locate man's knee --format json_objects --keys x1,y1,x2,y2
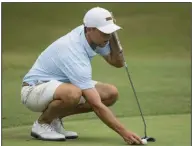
[
  {"x1": 108, "y1": 85, "x2": 119, "y2": 104},
  {"x1": 67, "y1": 87, "x2": 82, "y2": 104},
  {"x1": 97, "y1": 83, "x2": 119, "y2": 106},
  {"x1": 54, "y1": 84, "x2": 82, "y2": 105}
]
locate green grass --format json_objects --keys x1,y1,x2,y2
[
  {"x1": 2, "y1": 53, "x2": 190, "y2": 127},
  {"x1": 2, "y1": 114, "x2": 191, "y2": 146},
  {"x1": 2, "y1": 2, "x2": 191, "y2": 146}
]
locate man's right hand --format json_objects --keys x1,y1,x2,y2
[
  {"x1": 121, "y1": 130, "x2": 143, "y2": 145},
  {"x1": 82, "y1": 88, "x2": 143, "y2": 145}
]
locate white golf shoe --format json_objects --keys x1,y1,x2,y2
[
  {"x1": 51, "y1": 118, "x2": 78, "y2": 139},
  {"x1": 31, "y1": 121, "x2": 66, "y2": 141}
]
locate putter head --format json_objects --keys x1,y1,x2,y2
[{"x1": 141, "y1": 136, "x2": 156, "y2": 142}]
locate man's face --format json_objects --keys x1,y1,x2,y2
[{"x1": 88, "y1": 28, "x2": 112, "y2": 47}]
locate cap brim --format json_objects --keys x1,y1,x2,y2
[{"x1": 97, "y1": 23, "x2": 121, "y2": 34}]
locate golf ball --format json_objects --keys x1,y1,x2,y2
[{"x1": 142, "y1": 139, "x2": 147, "y2": 145}]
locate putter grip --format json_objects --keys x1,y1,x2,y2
[
  {"x1": 110, "y1": 12, "x2": 123, "y2": 51},
  {"x1": 113, "y1": 31, "x2": 123, "y2": 51}
]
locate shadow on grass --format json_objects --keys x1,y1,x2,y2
[
  {"x1": 3, "y1": 132, "x2": 125, "y2": 145},
  {"x1": 74, "y1": 136, "x2": 124, "y2": 145}
]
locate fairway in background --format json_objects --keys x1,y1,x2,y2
[{"x1": 2, "y1": 2, "x2": 190, "y2": 129}]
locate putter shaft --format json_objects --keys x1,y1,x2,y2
[{"x1": 122, "y1": 54, "x2": 147, "y2": 138}]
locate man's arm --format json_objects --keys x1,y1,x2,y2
[
  {"x1": 103, "y1": 33, "x2": 124, "y2": 68},
  {"x1": 59, "y1": 52, "x2": 142, "y2": 145},
  {"x1": 83, "y1": 88, "x2": 126, "y2": 135},
  {"x1": 83, "y1": 88, "x2": 142, "y2": 145}
]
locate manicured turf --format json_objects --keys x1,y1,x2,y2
[{"x1": 2, "y1": 114, "x2": 190, "y2": 146}]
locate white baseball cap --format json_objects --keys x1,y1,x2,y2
[{"x1": 83, "y1": 7, "x2": 121, "y2": 34}]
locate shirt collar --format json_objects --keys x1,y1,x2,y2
[{"x1": 80, "y1": 28, "x2": 97, "y2": 58}]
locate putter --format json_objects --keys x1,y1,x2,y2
[
  {"x1": 111, "y1": 12, "x2": 156, "y2": 142},
  {"x1": 121, "y1": 54, "x2": 156, "y2": 142}
]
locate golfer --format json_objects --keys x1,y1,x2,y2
[{"x1": 21, "y1": 7, "x2": 143, "y2": 145}]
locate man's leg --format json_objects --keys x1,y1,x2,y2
[
  {"x1": 57, "y1": 82, "x2": 119, "y2": 118},
  {"x1": 33, "y1": 81, "x2": 118, "y2": 140},
  {"x1": 38, "y1": 83, "x2": 82, "y2": 124},
  {"x1": 27, "y1": 82, "x2": 82, "y2": 140}
]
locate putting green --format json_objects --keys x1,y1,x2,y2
[
  {"x1": 2, "y1": 3, "x2": 190, "y2": 146},
  {"x1": 2, "y1": 114, "x2": 190, "y2": 146}
]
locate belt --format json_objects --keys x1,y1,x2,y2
[
  {"x1": 22, "y1": 81, "x2": 49, "y2": 87},
  {"x1": 22, "y1": 82, "x2": 30, "y2": 87}
]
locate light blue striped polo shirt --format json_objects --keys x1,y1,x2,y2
[{"x1": 23, "y1": 25, "x2": 111, "y2": 90}]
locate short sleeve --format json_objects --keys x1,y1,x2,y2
[
  {"x1": 95, "y1": 42, "x2": 111, "y2": 56},
  {"x1": 58, "y1": 54, "x2": 94, "y2": 90}
]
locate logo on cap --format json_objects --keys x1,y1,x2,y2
[{"x1": 105, "y1": 17, "x2": 113, "y2": 21}]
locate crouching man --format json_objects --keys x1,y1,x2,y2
[{"x1": 21, "y1": 7, "x2": 143, "y2": 145}]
